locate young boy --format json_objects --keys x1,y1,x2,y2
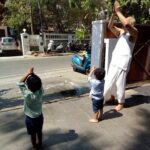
[
  {"x1": 17, "y1": 67, "x2": 44, "y2": 149},
  {"x1": 88, "y1": 66, "x2": 105, "y2": 123}
]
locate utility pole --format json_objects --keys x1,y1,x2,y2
[
  {"x1": 30, "y1": 2, "x2": 34, "y2": 35},
  {"x1": 37, "y1": 0, "x2": 43, "y2": 33}
]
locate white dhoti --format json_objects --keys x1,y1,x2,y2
[
  {"x1": 104, "y1": 64, "x2": 127, "y2": 103},
  {"x1": 104, "y1": 33, "x2": 135, "y2": 104}
]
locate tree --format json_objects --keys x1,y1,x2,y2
[
  {"x1": 121, "y1": 0, "x2": 150, "y2": 24},
  {"x1": 68, "y1": 0, "x2": 104, "y2": 39},
  {"x1": 73, "y1": 0, "x2": 150, "y2": 40},
  {"x1": 0, "y1": 0, "x2": 6, "y2": 25},
  {"x1": 3, "y1": 0, "x2": 34, "y2": 32},
  {"x1": 2, "y1": 0, "x2": 150, "y2": 35},
  {"x1": 42, "y1": 0, "x2": 70, "y2": 32},
  {"x1": 107, "y1": 0, "x2": 150, "y2": 24}
]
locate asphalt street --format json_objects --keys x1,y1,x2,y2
[
  {"x1": 0, "y1": 80, "x2": 150, "y2": 150},
  {"x1": 0, "y1": 55, "x2": 71, "y2": 77},
  {"x1": 0, "y1": 55, "x2": 150, "y2": 150}
]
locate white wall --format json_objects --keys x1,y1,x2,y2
[
  {"x1": 91, "y1": 20, "x2": 106, "y2": 68},
  {"x1": 104, "y1": 38, "x2": 118, "y2": 75}
]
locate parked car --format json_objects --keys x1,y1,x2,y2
[{"x1": 0, "y1": 37, "x2": 18, "y2": 54}]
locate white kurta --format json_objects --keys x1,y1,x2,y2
[{"x1": 104, "y1": 33, "x2": 135, "y2": 103}]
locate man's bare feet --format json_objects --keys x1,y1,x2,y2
[
  {"x1": 115, "y1": 103, "x2": 124, "y2": 111},
  {"x1": 106, "y1": 95, "x2": 116, "y2": 103},
  {"x1": 89, "y1": 118, "x2": 98, "y2": 123}
]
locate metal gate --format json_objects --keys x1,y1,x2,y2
[
  {"x1": 43, "y1": 33, "x2": 90, "y2": 50},
  {"x1": 127, "y1": 25, "x2": 150, "y2": 83},
  {"x1": 106, "y1": 24, "x2": 150, "y2": 83}
]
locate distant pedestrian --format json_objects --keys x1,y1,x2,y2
[
  {"x1": 17, "y1": 67, "x2": 44, "y2": 149},
  {"x1": 88, "y1": 66, "x2": 105, "y2": 123},
  {"x1": 47, "y1": 40, "x2": 54, "y2": 53}
]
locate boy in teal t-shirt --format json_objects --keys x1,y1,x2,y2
[{"x1": 17, "y1": 67, "x2": 44, "y2": 149}]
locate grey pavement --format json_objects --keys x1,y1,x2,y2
[
  {"x1": 0, "y1": 72, "x2": 150, "y2": 150},
  {"x1": 0, "y1": 54, "x2": 150, "y2": 150}
]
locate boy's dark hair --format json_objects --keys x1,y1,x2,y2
[
  {"x1": 94, "y1": 68, "x2": 105, "y2": 81},
  {"x1": 26, "y1": 74, "x2": 42, "y2": 92}
]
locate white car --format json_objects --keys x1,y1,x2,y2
[{"x1": 0, "y1": 37, "x2": 18, "y2": 53}]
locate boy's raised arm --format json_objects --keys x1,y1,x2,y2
[
  {"x1": 89, "y1": 66, "x2": 96, "y2": 77},
  {"x1": 20, "y1": 67, "x2": 34, "y2": 82}
]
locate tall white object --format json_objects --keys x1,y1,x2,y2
[
  {"x1": 91, "y1": 20, "x2": 106, "y2": 68},
  {"x1": 20, "y1": 29, "x2": 30, "y2": 55},
  {"x1": 39, "y1": 34, "x2": 44, "y2": 52},
  {"x1": 104, "y1": 38, "x2": 118, "y2": 75}
]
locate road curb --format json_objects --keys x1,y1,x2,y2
[{"x1": 24, "y1": 52, "x2": 73, "y2": 58}]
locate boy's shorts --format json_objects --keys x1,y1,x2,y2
[
  {"x1": 25, "y1": 114, "x2": 43, "y2": 135},
  {"x1": 92, "y1": 98, "x2": 104, "y2": 113}
]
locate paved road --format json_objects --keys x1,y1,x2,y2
[
  {"x1": 0, "y1": 55, "x2": 150, "y2": 150},
  {"x1": 0, "y1": 82, "x2": 150, "y2": 150},
  {"x1": 0, "y1": 55, "x2": 71, "y2": 78},
  {"x1": 0, "y1": 55, "x2": 88, "y2": 111}
]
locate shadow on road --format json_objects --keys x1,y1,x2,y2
[
  {"x1": 125, "y1": 108, "x2": 150, "y2": 150},
  {"x1": 0, "y1": 95, "x2": 150, "y2": 149},
  {"x1": 0, "y1": 86, "x2": 89, "y2": 111},
  {"x1": 41, "y1": 129, "x2": 78, "y2": 149},
  {"x1": 0, "y1": 51, "x2": 22, "y2": 57},
  {"x1": 0, "y1": 88, "x2": 149, "y2": 113},
  {"x1": 0, "y1": 88, "x2": 12, "y2": 96},
  {"x1": 103, "y1": 109, "x2": 123, "y2": 120},
  {"x1": 0, "y1": 97, "x2": 23, "y2": 110},
  {"x1": 125, "y1": 95, "x2": 150, "y2": 108}
]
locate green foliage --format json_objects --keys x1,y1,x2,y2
[
  {"x1": 68, "y1": 0, "x2": 81, "y2": 8},
  {"x1": 75, "y1": 24, "x2": 86, "y2": 41},
  {"x1": 107, "y1": 0, "x2": 150, "y2": 24},
  {"x1": 68, "y1": 0, "x2": 102, "y2": 40},
  {"x1": 121, "y1": 0, "x2": 150, "y2": 24},
  {"x1": 4, "y1": 0, "x2": 30, "y2": 28},
  {"x1": 2, "y1": 0, "x2": 150, "y2": 34}
]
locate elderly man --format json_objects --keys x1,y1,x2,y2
[{"x1": 104, "y1": 0, "x2": 138, "y2": 111}]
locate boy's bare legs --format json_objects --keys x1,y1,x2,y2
[
  {"x1": 31, "y1": 134, "x2": 37, "y2": 149},
  {"x1": 89, "y1": 111, "x2": 99, "y2": 123},
  {"x1": 37, "y1": 131, "x2": 43, "y2": 148},
  {"x1": 98, "y1": 109, "x2": 103, "y2": 121}
]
